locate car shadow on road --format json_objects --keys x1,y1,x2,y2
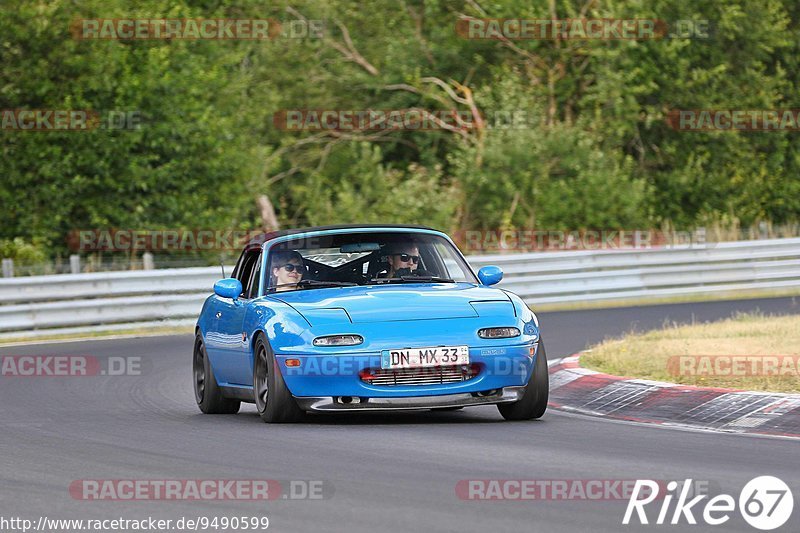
[
  {"x1": 303, "y1": 411, "x2": 506, "y2": 425},
  {"x1": 209, "y1": 405, "x2": 548, "y2": 426},
  {"x1": 186, "y1": 402, "x2": 551, "y2": 426}
]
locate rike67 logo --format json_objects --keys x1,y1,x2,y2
[{"x1": 624, "y1": 476, "x2": 794, "y2": 530}]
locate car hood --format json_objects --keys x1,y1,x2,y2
[{"x1": 268, "y1": 283, "x2": 515, "y2": 325}]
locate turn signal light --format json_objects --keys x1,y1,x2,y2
[
  {"x1": 313, "y1": 334, "x2": 364, "y2": 346},
  {"x1": 285, "y1": 359, "x2": 301, "y2": 367},
  {"x1": 478, "y1": 327, "x2": 521, "y2": 339}
]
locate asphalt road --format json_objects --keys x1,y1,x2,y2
[{"x1": 1, "y1": 297, "x2": 799, "y2": 533}]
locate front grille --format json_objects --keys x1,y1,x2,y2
[{"x1": 360, "y1": 364, "x2": 479, "y2": 386}]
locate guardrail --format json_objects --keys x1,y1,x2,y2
[
  {"x1": 471, "y1": 238, "x2": 800, "y2": 303},
  {"x1": 2, "y1": 238, "x2": 800, "y2": 336}
]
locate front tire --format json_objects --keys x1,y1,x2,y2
[
  {"x1": 193, "y1": 333, "x2": 240, "y2": 414},
  {"x1": 498, "y1": 340, "x2": 549, "y2": 421},
  {"x1": 254, "y1": 336, "x2": 304, "y2": 423}
]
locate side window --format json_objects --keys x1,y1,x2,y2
[
  {"x1": 434, "y1": 242, "x2": 468, "y2": 281},
  {"x1": 246, "y1": 253, "x2": 262, "y2": 298},
  {"x1": 231, "y1": 250, "x2": 246, "y2": 281},
  {"x1": 235, "y1": 250, "x2": 260, "y2": 299}
]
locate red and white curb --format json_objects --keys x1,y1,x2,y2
[{"x1": 548, "y1": 354, "x2": 800, "y2": 438}]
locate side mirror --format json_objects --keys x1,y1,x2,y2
[
  {"x1": 477, "y1": 265, "x2": 503, "y2": 286},
  {"x1": 214, "y1": 278, "x2": 243, "y2": 299}
]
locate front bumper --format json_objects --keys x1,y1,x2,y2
[
  {"x1": 276, "y1": 343, "x2": 537, "y2": 398},
  {"x1": 295, "y1": 386, "x2": 526, "y2": 412}
]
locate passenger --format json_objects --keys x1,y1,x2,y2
[{"x1": 270, "y1": 250, "x2": 304, "y2": 292}]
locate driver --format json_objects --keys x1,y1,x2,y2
[
  {"x1": 385, "y1": 243, "x2": 421, "y2": 278},
  {"x1": 270, "y1": 250, "x2": 304, "y2": 292}
]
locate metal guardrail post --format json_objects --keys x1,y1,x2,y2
[
  {"x1": 142, "y1": 253, "x2": 155, "y2": 270},
  {"x1": 69, "y1": 255, "x2": 81, "y2": 274},
  {"x1": 694, "y1": 227, "x2": 706, "y2": 246},
  {"x1": 1, "y1": 259, "x2": 13, "y2": 278}
]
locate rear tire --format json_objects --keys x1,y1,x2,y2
[
  {"x1": 254, "y1": 335, "x2": 304, "y2": 423},
  {"x1": 498, "y1": 340, "x2": 548, "y2": 421},
  {"x1": 193, "y1": 333, "x2": 240, "y2": 414}
]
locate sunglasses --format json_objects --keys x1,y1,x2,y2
[
  {"x1": 394, "y1": 254, "x2": 420, "y2": 264},
  {"x1": 279, "y1": 263, "x2": 302, "y2": 272}
]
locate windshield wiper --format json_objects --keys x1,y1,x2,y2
[
  {"x1": 268, "y1": 280, "x2": 358, "y2": 292},
  {"x1": 297, "y1": 280, "x2": 358, "y2": 288},
  {"x1": 369, "y1": 275, "x2": 455, "y2": 284}
]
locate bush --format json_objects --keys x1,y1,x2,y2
[{"x1": 0, "y1": 238, "x2": 48, "y2": 265}]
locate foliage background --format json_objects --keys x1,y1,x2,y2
[{"x1": 1, "y1": 0, "x2": 799, "y2": 260}]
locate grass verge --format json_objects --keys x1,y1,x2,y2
[
  {"x1": 581, "y1": 313, "x2": 800, "y2": 393},
  {"x1": 0, "y1": 325, "x2": 194, "y2": 346}
]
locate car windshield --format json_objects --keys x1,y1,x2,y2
[{"x1": 265, "y1": 231, "x2": 477, "y2": 293}]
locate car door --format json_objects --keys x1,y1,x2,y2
[
  {"x1": 206, "y1": 248, "x2": 261, "y2": 387},
  {"x1": 231, "y1": 251, "x2": 263, "y2": 385}
]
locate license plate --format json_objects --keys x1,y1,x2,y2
[{"x1": 381, "y1": 345, "x2": 469, "y2": 369}]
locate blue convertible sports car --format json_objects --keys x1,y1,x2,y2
[{"x1": 194, "y1": 225, "x2": 548, "y2": 423}]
